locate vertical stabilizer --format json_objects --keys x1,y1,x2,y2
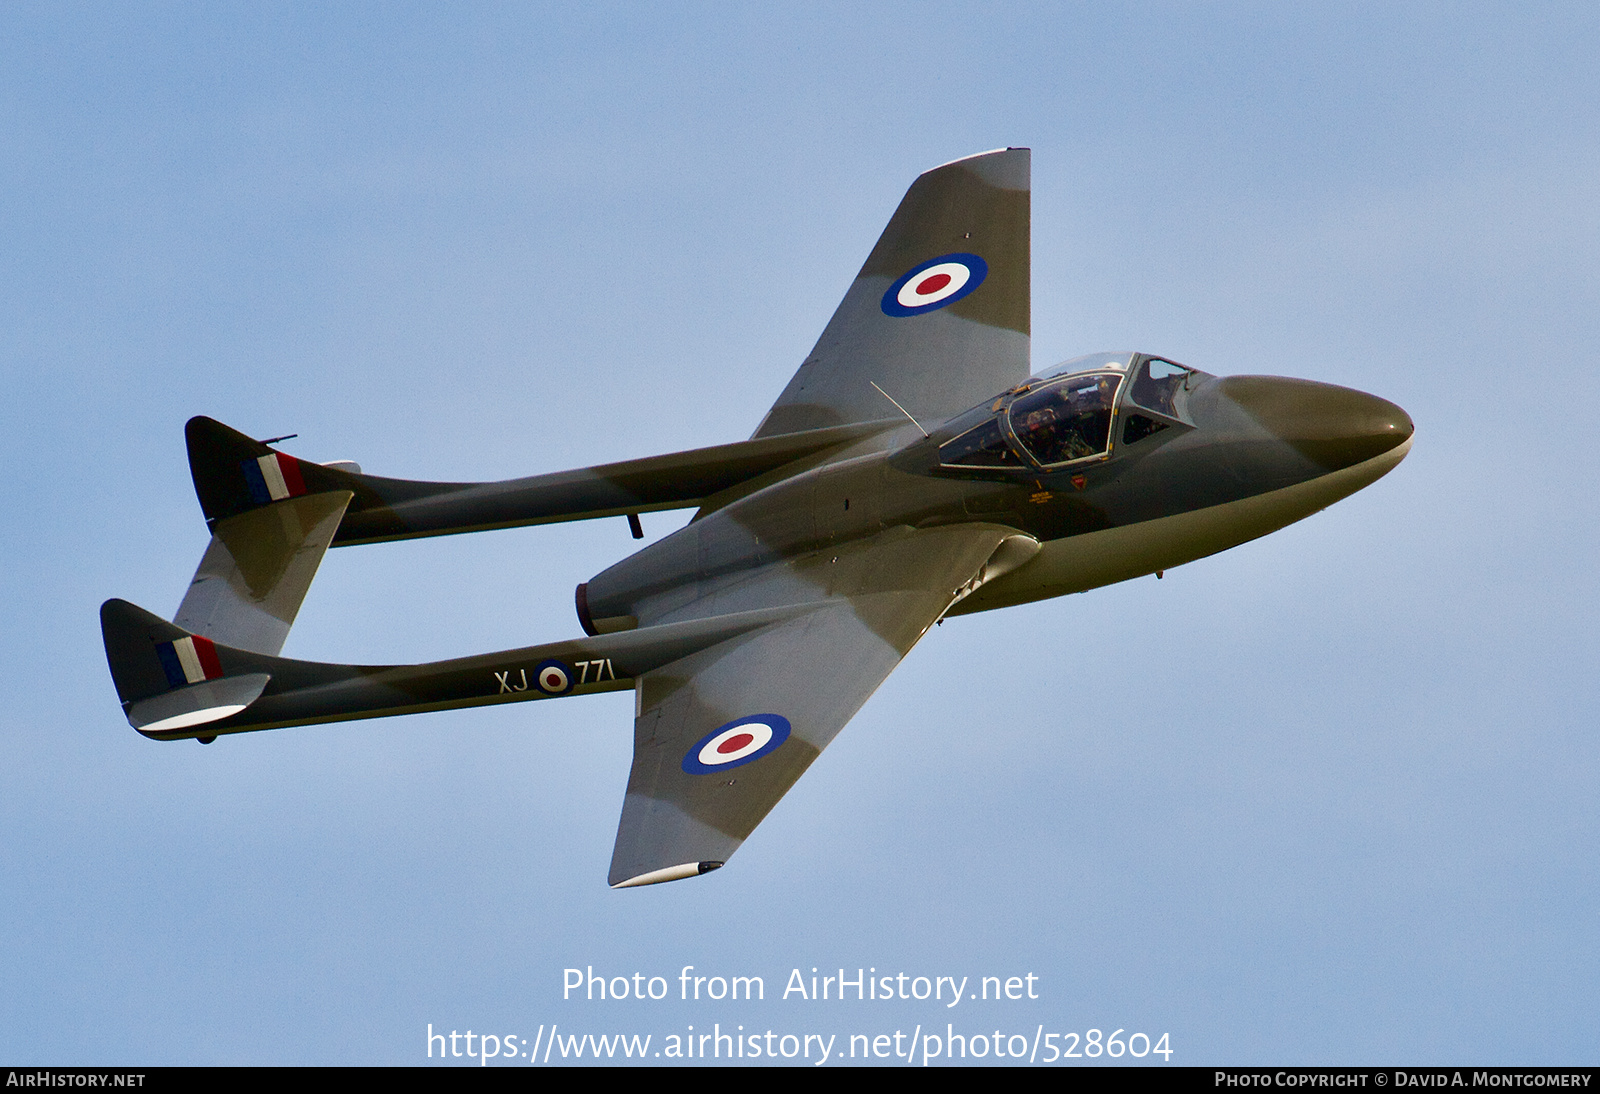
[{"x1": 178, "y1": 416, "x2": 354, "y2": 655}]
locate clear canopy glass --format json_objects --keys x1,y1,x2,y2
[
  {"x1": 1032, "y1": 351, "x2": 1136, "y2": 381},
  {"x1": 936, "y1": 351, "x2": 1202, "y2": 472},
  {"x1": 1127, "y1": 357, "x2": 1195, "y2": 418},
  {"x1": 1009, "y1": 372, "x2": 1123, "y2": 466}
]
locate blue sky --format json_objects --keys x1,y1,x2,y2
[{"x1": 2, "y1": 3, "x2": 1596, "y2": 1065}]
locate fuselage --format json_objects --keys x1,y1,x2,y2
[{"x1": 581, "y1": 352, "x2": 1413, "y2": 631}]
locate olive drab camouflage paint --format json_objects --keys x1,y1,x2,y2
[{"x1": 100, "y1": 149, "x2": 1413, "y2": 887}]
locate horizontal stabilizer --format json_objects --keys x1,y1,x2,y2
[
  {"x1": 101, "y1": 597, "x2": 813, "y2": 741},
  {"x1": 174, "y1": 490, "x2": 352, "y2": 656},
  {"x1": 186, "y1": 416, "x2": 897, "y2": 547}
]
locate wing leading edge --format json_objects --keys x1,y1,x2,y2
[{"x1": 608, "y1": 523, "x2": 1034, "y2": 887}]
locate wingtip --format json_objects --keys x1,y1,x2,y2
[
  {"x1": 609, "y1": 861, "x2": 723, "y2": 889},
  {"x1": 920, "y1": 147, "x2": 1030, "y2": 191},
  {"x1": 924, "y1": 147, "x2": 1020, "y2": 173}
]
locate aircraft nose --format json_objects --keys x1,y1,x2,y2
[{"x1": 1218, "y1": 375, "x2": 1414, "y2": 472}]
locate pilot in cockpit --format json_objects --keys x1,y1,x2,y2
[{"x1": 1011, "y1": 373, "x2": 1120, "y2": 466}]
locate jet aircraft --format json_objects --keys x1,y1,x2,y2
[{"x1": 100, "y1": 148, "x2": 1413, "y2": 887}]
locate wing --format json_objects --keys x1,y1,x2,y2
[
  {"x1": 753, "y1": 148, "x2": 1030, "y2": 439},
  {"x1": 607, "y1": 522, "x2": 1037, "y2": 887}
]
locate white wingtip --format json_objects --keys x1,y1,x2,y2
[
  {"x1": 925, "y1": 147, "x2": 1015, "y2": 173},
  {"x1": 610, "y1": 862, "x2": 723, "y2": 889}
]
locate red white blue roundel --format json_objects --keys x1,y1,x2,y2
[
  {"x1": 881, "y1": 253, "x2": 988, "y2": 317},
  {"x1": 682, "y1": 715, "x2": 792, "y2": 775},
  {"x1": 533, "y1": 659, "x2": 574, "y2": 695}
]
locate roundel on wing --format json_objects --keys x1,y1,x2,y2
[
  {"x1": 682, "y1": 715, "x2": 792, "y2": 775},
  {"x1": 533, "y1": 659, "x2": 574, "y2": 695},
  {"x1": 881, "y1": 253, "x2": 988, "y2": 317}
]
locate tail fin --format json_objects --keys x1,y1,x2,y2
[
  {"x1": 185, "y1": 415, "x2": 363, "y2": 527},
  {"x1": 100, "y1": 599, "x2": 272, "y2": 735},
  {"x1": 179, "y1": 417, "x2": 352, "y2": 655}
]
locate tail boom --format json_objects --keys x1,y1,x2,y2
[
  {"x1": 186, "y1": 416, "x2": 897, "y2": 548},
  {"x1": 101, "y1": 599, "x2": 808, "y2": 741}
]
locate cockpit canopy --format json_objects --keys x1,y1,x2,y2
[
  {"x1": 1032, "y1": 351, "x2": 1135, "y2": 380},
  {"x1": 1011, "y1": 372, "x2": 1122, "y2": 465},
  {"x1": 937, "y1": 352, "x2": 1203, "y2": 472}
]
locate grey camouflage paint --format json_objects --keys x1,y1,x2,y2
[{"x1": 100, "y1": 149, "x2": 1413, "y2": 887}]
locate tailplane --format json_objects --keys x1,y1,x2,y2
[{"x1": 173, "y1": 491, "x2": 351, "y2": 656}]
